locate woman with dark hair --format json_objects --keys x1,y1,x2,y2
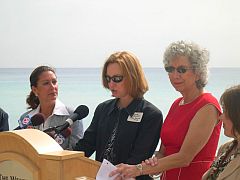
[
  {"x1": 74, "y1": 51, "x2": 163, "y2": 180},
  {"x1": 202, "y1": 85, "x2": 240, "y2": 180},
  {"x1": 18, "y1": 65, "x2": 83, "y2": 150}
]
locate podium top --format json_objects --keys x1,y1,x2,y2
[{"x1": 0, "y1": 129, "x2": 63, "y2": 154}]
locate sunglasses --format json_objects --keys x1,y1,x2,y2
[
  {"x1": 105, "y1": 75, "x2": 124, "y2": 83},
  {"x1": 164, "y1": 66, "x2": 194, "y2": 74}
]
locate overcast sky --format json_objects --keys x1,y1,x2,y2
[{"x1": 0, "y1": 0, "x2": 240, "y2": 68}]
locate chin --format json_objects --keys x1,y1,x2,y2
[
  {"x1": 111, "y1": 93, "x2": 119, "y2": 98},
  {"x1": 174, "y1": 88, "x2": 183, "y2": 93}
]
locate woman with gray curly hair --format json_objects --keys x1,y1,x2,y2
[
  {"x1": 163, "y1": 40, "x2": 209, "y2": 89},
  {"x1": 110, "y1": 41, "x2": 222, "y2": 180}
]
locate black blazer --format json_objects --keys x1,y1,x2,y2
[{"x1": 75, "y1": 98, "x2": 163, "y2": 165}]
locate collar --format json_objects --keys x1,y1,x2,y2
[
  {"x1": 107, "y1": 98, "x2": 143, "y2": 116},
  {"x1": 28, "y1": 99, "x2": 70, "y2": 117}
]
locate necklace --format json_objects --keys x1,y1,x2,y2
[{"x1": 208, "y1": 140, "x2": 240, "y2": 179}]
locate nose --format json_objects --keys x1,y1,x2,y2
[
  {"x1": 49, "y1": 81, "x2": 57, "y2": 89},
  {"x1": 50, "y1": 82, "x2": 55, "y2": 87},
  {"x1": 170, "y1": 70, "x2": 181, "y2": 78},
  {"x1": 108, "y1": 81, "x2": 116, "y2": 88}
]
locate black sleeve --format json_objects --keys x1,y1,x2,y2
[
  {"x1": 0, "y1": 108, "x2": 9, "y2": 132},
  {"x1": 126, "y1": 107, "x2": 163, "y2": 164},
  {"x1": 73, "y1": 103, "x2": 103, "y2": 157}
]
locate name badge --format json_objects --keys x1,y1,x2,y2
[{"x1": 127, "y1": 112, "x2": 143, "y2": 123}]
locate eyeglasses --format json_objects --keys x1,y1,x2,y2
[
  {"x1": 164, "y1": 66, "x2": 194, "y2": 74},
  {"x1": 105, "y1": 75, "x2": 124, "y2": 83}
]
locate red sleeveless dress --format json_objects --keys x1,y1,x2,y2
[{"x1": 160, "y1": 93, "x2": 222, "y2": 180}]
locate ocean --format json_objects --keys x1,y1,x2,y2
[{"x1": 1, "y1": 68, "x2": 240, "y2": 148}]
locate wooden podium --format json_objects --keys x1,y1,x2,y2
[{"x1": 0, "y1": 129, "x2": 100, "y2": 180}]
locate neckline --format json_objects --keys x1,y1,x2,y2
[{"x1": 179, "y1": 93, "x2": 207, "y2": 106}]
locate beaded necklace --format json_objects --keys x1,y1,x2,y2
[{"x1": 207, "y1": 140, "x2": 240, "y2": 180}]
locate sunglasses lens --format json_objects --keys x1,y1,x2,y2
[
  {"x1": 165, "y1": 66, "x2": 192, "y2": 74},
  {"x1": 112, "y1": 76, "x2": 123, "y2": 83},
  {"x1": 177, "y1": 67, "x2": 187, "y2": 73},
  {"x1": 105, "y1": 76, "x2": 111, "y2": 83},
  {"x1": 165, "y1": 66, "x2": 174, "y2": 73},
  {"x1": 105, "y1": 76, "x2": 123, "y2": 83}
]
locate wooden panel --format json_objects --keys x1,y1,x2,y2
[{"x1": 0, "y1": 129, "x2": 100, "y2": 180}]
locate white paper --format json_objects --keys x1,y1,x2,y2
[{"x1": 96, "y1": 159, "x2": 119, "y2": 180}]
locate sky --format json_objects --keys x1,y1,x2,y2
[{"x1": 0, "y1": 0, "x2": 240, "y2": 68}]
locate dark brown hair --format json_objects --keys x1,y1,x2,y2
[{"x1": 220, "y1": 85, "x2": 240, "y2": 137}]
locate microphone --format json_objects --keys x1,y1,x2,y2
[
  {"x1": 30, "y1": 113, "x2": 46, "y2": 127},
  {"x1": 54, "y1": 127, "x2": 72, "y2": 145},
  {"x1": 44, "y1": 105, "x2": 89, "y2": 134},
  {"x1": 14, "y1": 113, "x2": 45, "y2": 130}
]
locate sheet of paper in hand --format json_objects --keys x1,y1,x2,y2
[{"x1": 96, "y1": 159, "x2": 118, "y2": 180}]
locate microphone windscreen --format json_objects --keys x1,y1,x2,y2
[
  {"x1": 31, "y1": 113, "x2": 45, "y2": 126},
  {"x1": 74, "y1": 105, "x2": 89, "y2": 119}
]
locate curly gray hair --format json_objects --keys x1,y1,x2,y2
[{"x1": 163, "y1": 40, "x2": 209, "y2": 89}]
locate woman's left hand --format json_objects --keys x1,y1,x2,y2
[{"x1": 109, "y1": 163, "x2": 139, "y2": 179}]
